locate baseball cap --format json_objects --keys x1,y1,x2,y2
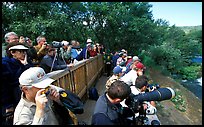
[
  {"x1": 8, "y1": 45, "x2": 28, "y2": 51},
  {"x1": 19, "y1": 67, "x2": 55, "y2": 88},
  {"x1": 135, "y1": 62, "x2": 144, "y2": 69},
  {"x1": 132, "y1": 56, "x2": 141, "y2": 62},
  {"x1": 113, "y1": 66, "x2": 123, "y2": 74}
]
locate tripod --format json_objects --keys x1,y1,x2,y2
[{"x1": 50, "y1": 47, "x2": 67, "y2": 72}]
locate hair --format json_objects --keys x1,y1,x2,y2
[
  {"x1": 135, "y1": 75, "x2": 148, "y2": 89},
  {"x1": 5, "y1": 42, "x2": 27, "y2": 58},
  {"x1": 71, "y1": 40, "x2": 77, "y2": 44},
  {"x1": 107, "y1": 80, "x2": 131, "y2": 100},
  {"x1": 36, "y1": 35, "x2": 45, "y2": 43},
  {"x1": 4, "y1": 32, "x2": 18, "y2": 41}
]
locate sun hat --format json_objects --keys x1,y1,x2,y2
[
  {"x1": 8, "y1": 45, "x2": 28, "y2": 51},
  {"x1": 86, "y1": 39, "x2": 92, "y2": 43},
  {"x1": 113, "y1": 66, "x2": 123, "y2": 74},
  {"x1": 19, "y1": 67, "x2": 55, "y2": 88}
]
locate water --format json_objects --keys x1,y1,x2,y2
[
  {"x1": 191, "y1": 56, "x2": 202, "y2": 63},
  {"x1": 181, "y1": 77, "x2": 202, "y2": 100},
  {"x1": 197, "y1": 77, "x2": 202, "y2": 86},
  {"x1": 180, "y1": 56, "x2": 202, "y2": 100}
]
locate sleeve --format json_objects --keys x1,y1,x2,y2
[
  {"x1": 91, "y1": 113, "x2": 114, "y2": 125},
  {"x1": 41, "y1": 56, "x2": 54, "y2": 68},
  {"x1": 14, "y1": 113, "x2": 46, "y2": 125},
  {"x1": 1, "y1": 62, "x2": 13, "y2": 108}
]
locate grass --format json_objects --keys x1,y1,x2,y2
[{"x1": 170, "y1": 89, "x2": 187, "y2": 112}]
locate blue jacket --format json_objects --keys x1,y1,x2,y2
[
  {"x1": 75, "y1": 47, "x2": 90, "y2": 61},
  {"x1": 1, "y1": 57, "x2": 33, "y2": 110},
  {"x1": 112, "y1": 54, "x2": 119, "y2": 68}
]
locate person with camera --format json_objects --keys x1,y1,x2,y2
[
  {"x1": 39, "y1": 46, "x2": 73, "y2": 74},
  {"x1": 91, "y1": 80, "x2": 131, "y2": 125},
  {"x1": 14, "y1": 66, "x2": 85, "y2": 125},
  {"x1": 2, "y1": 42, "x2": 34, "y2": 125},
  {"x1": 34, "y1": 35, "x2": 49, "y2": 64},
  {"x1": 66, "y1": 40, "x2": 82, "y2": 64},
  {"x1": 121, "y1": 75, "x2": 160, "y2": 125},
  {"x1": 13, "y1": 67, "x2": 63, "y2": 125},
  {"x1": 58, "y1": 40, "x2": 71, "y2": 64}
]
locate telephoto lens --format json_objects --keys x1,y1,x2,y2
[{"x1": 133, "y1": 87, "x2": 175, "y2": 102}]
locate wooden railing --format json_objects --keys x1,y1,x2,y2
[{"x1": 47, "y1": 55, "x2": 104, "y2": 99}]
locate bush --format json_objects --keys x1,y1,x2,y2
[{"x1": 179, "y1": 65, "x2": 201, "y2": 80}]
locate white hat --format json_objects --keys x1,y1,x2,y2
[
  {"x1": 61, "y1": 41, "x2": 69, "y2": 46},
  {"x1": 86, "y1": 43, "x2": 92, "y2": 47},
  {"x1": 132, "y1": 56, "x2": 140, "y2": 61},
  {"x1": 19, "y1": 67, "x2": 55, "y2": 88},
  {"x1": 121, "y1": 49, "x2": 126, "y2": 52},
  {"x1": 9, "y1": 45, "x2": 28, "y2": 51},
  {"x1": 87, "y1": 39, "x2": 92, "y2": 43}
]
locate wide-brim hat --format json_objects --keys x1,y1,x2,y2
[{"x1": 9, "y1": 45, "x2": 28, "y2": 51}]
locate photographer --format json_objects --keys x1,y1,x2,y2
[
  {"x1": 34, "y1": 36, "x2": 49, "y2": 64},
  {"x1": 59, "y1": 40, "x2": 72, "y2": 64},
  {"x1": 91, "y1": 80, "x2": 131, "y2": 125},
  {"x1": 121, "y1": 75, "x2": 159, "y2": 125},
  {"x1": 13, "y1": 67, "x2": 65, "y2": 125},
  {"x1": 39, "y1": 46, "x2": 73, "y2": 74}
]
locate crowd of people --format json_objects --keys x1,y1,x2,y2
[
  {"x1": 92, "y1": 49, "x2": 160, "y2": 125},
  {"x1": 1, "y1": 31, "x2": 105, "y2": 125},
  {"x1": 2, "y1": 31, "x2": 159, "y2": 125}
]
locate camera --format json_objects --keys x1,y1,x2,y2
[
  {"x1": 52, "y1": 41, "x2": 63, "y2": 48},
  {"x1": 145, "y1": 83, "x2": 160, "y2": 92},
  {"x1": 52, "y1": 41, "x2": 70, "y2": 48},
  {"x1": 124, "y1": 87, "x2": 175, "y2": 125}
]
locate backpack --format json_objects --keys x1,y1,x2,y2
[{"x1": 88, "y1": 87, "x2": 99, "y2": 101}]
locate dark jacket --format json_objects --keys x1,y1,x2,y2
[
  {"x1": 91, "y1": 93, "x2": 125, "y2": 125},
  {"x1": 40, "y1": 55, "x2": 68, "y2": 73},
  {"x1": 1, "y1": 57, "x2": 33, "y2": 111},
  {"x1": 112, "y1": 54, "x2": 119, "y2": 68}
]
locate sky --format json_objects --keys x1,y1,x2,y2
[{"x1": 149, "y1": 2, "x2": 202, "y2": 26}]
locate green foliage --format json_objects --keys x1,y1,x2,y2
[
  {"x1": 149, "y1": 43, "x2": 184, "y2": 74},
  {"x1": 171, "y1": 89, "x2": 186, "y2": 112},
  {"x1": 179, "y1": 65, "x2": 201, "y2": 80},
  {"x1": 139, "y1": 50, "x2": 155, "y2": 67},
  {"x1": 2, "y1": 2, "x2": 202, "y2": 81}
]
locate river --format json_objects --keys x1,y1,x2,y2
[{"x1": 180, "y1": 56, "x2": 202, "y2": 100}]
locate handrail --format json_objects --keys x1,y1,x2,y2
[{"x1": 48, "y1": 55, "x2": 104, "y2": 99}]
